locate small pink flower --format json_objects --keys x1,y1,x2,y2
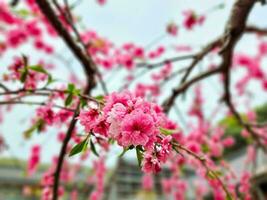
[
  {"x1": 157, "y1": 136, "x2": 172, "y2": 162},
  {"x1": 27, "y1": 145, "x2": 41, "y2": 176},
  {"x1": 142, "y1": 173, "x2": 154, "y2": 190},
  {"x1": 166, "y1": 22, "x2": 178, "y2": 36},
  {"x1": 162, "y1": 178, "x2": 173, "y2": 194},
  {"x1": 222, "y1": 137, "x2": 235, "y2": 147},
  {"x1": 122, "y1": 55, "x2": 134, "y2": 70},
  {"x1": 36, "y1": 106, "x2": 56, "y2": 125},
  {"x1": 103, "y1": 90, "x2": 133, "y2": 114},
  {"x1": 133, "y1": 47, "x2": 144, "y2": 58},
  {"x1": 78, "y1": 108, "x2": 99, "y2": 132},
  {"x1": 183, "y1": 10, "x2": 205, "y2": 30},
  {"x1": 57, "y1": 110, "x2": 73, "y2": 123},
  {"x1": 258, "y1": 41, "x2": 267, "y2": 56},
  {"x1": 97, "y1": 0, "x2": 106, "y2": 5},
  {"x1": 93, "y1": 117, "x2": 109, "y2": 137},
  {"x1": 119, "y1": 110, "x2": 154, "y2": 147},
  {"x1": 187, "y1": 141, "x2": 201, "y2": 154},
  {"x1": 142, "y1": 153, "x2": 161, "y2": 173}
]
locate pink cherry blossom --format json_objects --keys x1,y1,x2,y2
[
  {"x1": 119, "y1": 110, "x2": 154, "y2": 147},
  {"x1": 183, "y1": 10, "x2": 205, "y2": 30},
  {"x1": 142, "y1": 153, "x2": 161, "y2": 173},
  {"x1": 78, "y1": 108, "x2": 99, "y2": 132},
  {"x1": 166, "y1": 22, "x2": 178, "y2": 36},
  {"x1": 27, "y1": 145, "x2": 41, "y2": 176},
  {"x1": 142, "y1": 173, "x2": 154, "y2": 190}
]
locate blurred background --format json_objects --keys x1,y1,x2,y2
[{"x1": 0, "y1": 0, "x2": 267, "y2": 199}]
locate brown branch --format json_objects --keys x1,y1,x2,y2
[
  {"x1": 0, "y1": 100, "x2": 74, "y2": 112},
  {"x1": 35, "y1": 1, "x2": 98, "y2": 200},
  {"x1": 172, "y1": 142, "x2": 233, "y2": 199},
  {"x1": 0, "y1": 83, "x2": 10, "y2": 92},
  {"x1": 162, "y1": 0, "x2": 260, "y2": 114},
  {"x1": 35, "y1": 0, "x2": 96, "y2": 90},
  {"x1": 52, "y1": 0, "x2": 108, "y2": 94},
  {"x1": 52, "y1": 105, "x2": 79, "y2": 200},
  {"x1": 136, "y1": 54, "x2": 196, "y2": 69},
  {"x1": 162, "y1": 67, "x2": 221, "y2": 113},
  {"x1": 10, "y1": 0, "x2": 19, "y2": 7},
  {"x1": 245, "y1": 25, "x2": 267, "y2": 35},
  {"x1": 0, "y1": 88, "x2": 97, "y2": 103},
  {"x1": 224, "y1": 98, "x2": 267, "y2": 152},
  {"x1": 217, "y1": 0, "x2": 267, "y2": 152},
  {"x1": 180, "y1": 38, "x2": 222, "y2": 84}
]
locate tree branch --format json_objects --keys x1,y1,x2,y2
[
  {"x1": 35, "y1": 0, "x2": 96, "y2": 90},
  {"x1": 172, "y1": 142, "x2": 233, "y2": 199},
  {"x1": 51, "y1": 0, "x2": 108, "y2": 94},
  {"x1": 35, "y1": 1, "x2": 98, "y2": 200},
  {"x1": 0, "y1": 83, "x2": 10, "y2": 92},
  {"x1": 180, "y1": 38, "x2": 222, "y2": 84},
  {"x1": 0, "y1": 100, "x2": 74, "y2": 112},
  {"x1": 162, "y1": 67, "x2": 221, "y2": 113},
  {"x1": 217, "y1": 0, "x2": 267, "y2": 152},
  {"x1": 136, "y1": 54, "x2": 196, "y2": 69},
  {"x1": 162, "y1": 0, "x2": 259, "y2": 113},
  {"x1": 245, "y1": 25, "x2": 267, "y2": 35}
]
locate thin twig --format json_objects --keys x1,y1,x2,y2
[
  {"x1": 0, "y1": 83, "x2": 10, "y2": 92},
  {"x1": 245, "y1": 25, "x2": 267, "y2": 35},
  {"x1": 172, "y1": 142, "x2": 233, "y2": 199},
  {"x1": 136, "y1": 54, "x2": 196, "y2": 69},
  {"x1": 0, "y1": 100, "x2": 75, "y2": 112},
  {"x1": 35, "y1": 1, "x2": 98, "y2": 200},
  {"x1": 162, "y1": 67, "x2": 221, "y2": 113}
]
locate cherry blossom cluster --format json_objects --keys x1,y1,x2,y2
[
  {"x1": 0, "y1": 1, "x2": 54, "y2": 55},
  {"x1": 78, "y1": 90, "x2": 179, "y2": 173},
  {"x1": 234, "y1": 40, "x2": 267, "y2": 94},
  {"x1": 3, "y1": 56, "x2": 53, "y2": 90}
]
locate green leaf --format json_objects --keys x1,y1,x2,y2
[
  {"x1": 46, "y1": 75, "x2": 53, "y2": 85},
  {"x1": 65, "y1": 94, "x2": 73, "y2": 107},
  {"x1": 14, "y1": 9, "x2": 31, "y2": 18},
  {"x1": 159, "y1": 127, "x2": 178, "y2": 136},
  {"x1": 119, "y1": 147, "x2": 129, "y2": 157},
  {"x1": 136, "y1": 146, "x2": 144, "y2": 168},
  {"x1": 108, "y1": 138, "x2": 115, "y2": 144},
  {"x1": 20, "y1": 69, "x2": 28, "y2": 83},
  {"x1": 67, "y1": 83, "x2": 75, "y2": 92},
  {"x1": 90, "y1": 139, "x2": 99, "y2": 157},
  {"x1": 28, "y1": 65, "x2": 53, "y2": 86},
  {"x1": 226, "y1": 194, "x2": 233, "y2": 200},
  {"x1": 29, "y1": 65, "x2": 47, "y2": 74},
  {"x1": 69, "y1": 138, "x2": 89, "y2": 157},
  {"x1": 36, "y1": 119, "x2": 45, "y2": 133},
  {"x1": 213, "y1": 170, "x2": 223, "y2": 177},
  {"x1": 94, "y1": 95, "x2": 104, "y2": 101},
  {"x1": 206, "y1": 170, "x2": 222, "y2": 180},
  {"x1": 23, "y1": 125, "x2": 37, "y2": 139},
  {"x1": 80, "y1": 97, "x2": 87, "y2": 108},
  {"x1": 207, "y1": 171, "x2": 216, "y2": 179},
  {"x1": 23, "y1": 119, "x2": 44, "y2": 139},
  {"x1": 201, "y1": 144, "x2": 210, "y2": 153}
]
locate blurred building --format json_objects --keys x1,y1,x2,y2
[
  {"x1": 0, "y1": 149, "x2": 267, "y2": 200},
  {"x1": 104, "y1": 147, "x2": 267, "y2": 200},
  {"x1": 104, "y1": 158, "x2": 171, "y2": 200},
  {"x1": 0, "y1": 158, "x2": 92, "y2": 200}
]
